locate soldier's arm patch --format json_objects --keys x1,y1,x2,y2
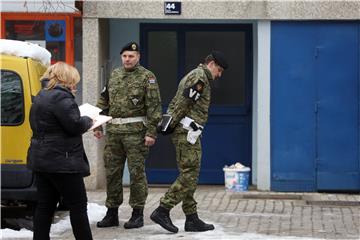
[
  {"x1": 182, "y1": 80, "x2": 204, "y2": 102},
  {"x1": 148, "y1": 78, "x2": 156, "y2": 84}
]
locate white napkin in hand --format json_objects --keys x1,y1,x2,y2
[{"x1": 187, "y1": 129, "x2": 202, "y2": 144}]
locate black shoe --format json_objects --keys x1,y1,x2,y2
[
  {"x1": 150, "y1": 206, "x2": 178, "y2": 233},
  {"x1": 97, "y1": 207, "x2": 119, "y2": 228},
  {"x1": 184, "y1": 213, "x2": 214, "y2": 232},
  {"x1": 124, "y1": 208, "x2": 144, "y2": 229}
]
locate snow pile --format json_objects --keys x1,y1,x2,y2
[
  {"x1": 0, "y1": 203, "x2": 106, "y2": 239},
  {"x1": 0, "y1": 39, "x2": 51, "y2": 66},
  {"x1": 50, "y1": 202, "x2": 107, "y2": 236},
  {"x1": 0, "y1": 228, "x2": 32, "y2": 239}
]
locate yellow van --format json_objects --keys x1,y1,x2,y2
[{"x1": 1, "y1": 39, "x2": 50, "y2": 203}]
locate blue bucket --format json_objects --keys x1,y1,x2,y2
[{"x1": 223, "y1": 168, "x2": 250, "y2": 192}]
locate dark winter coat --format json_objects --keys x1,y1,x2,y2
[{"x1": 27, "y1": 85, "x2": 93, "y2": 176}]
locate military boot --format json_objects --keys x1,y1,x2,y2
[
  {"x1": 96, "y1": 207, "x2": 119, "y2": 228},
  {"x1": 150, "y1": 206, "x2": 178, "y2": 233},
  {"x1": 124, "y1": 208, "x2": 144, "y2": 229},
  {"x1": 184, "y1": 213, "x2": 215, "y2": 232}
]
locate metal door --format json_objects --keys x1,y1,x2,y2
[
  {"x1": 271, "y1": 22, "x2": 317, "y2": 191},
  {"x1": 271, "y1": 22, "x2": 360, "y2": 192},
  {"x1": 316, "y1": 23, "x2": 360, "y2": 191}
]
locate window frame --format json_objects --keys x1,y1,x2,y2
[
  {"x1": 1, "y1": 12, "x2": 82, "y2": 66},
  {"x1": 140, "y1": 23, "x2": 253, "y2": 115}
]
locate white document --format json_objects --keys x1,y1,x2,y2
[{"x1": 79, "y1": 103, "x2": 112, "y2": 131}]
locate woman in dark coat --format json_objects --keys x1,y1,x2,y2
[{"x1": 27, "y1": 62, "x2": 93, "y2": 240}]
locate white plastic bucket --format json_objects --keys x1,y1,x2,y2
[{"x1": 223, "y1": 167, "x2": 250, "y2": 192}]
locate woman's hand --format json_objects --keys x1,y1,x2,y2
[
  {"x1": 93, "y1": 123, "x2": 104, "y2": 139},
  {"x1": 93, "y1": 130, "x2": 103, "y2": 139}
]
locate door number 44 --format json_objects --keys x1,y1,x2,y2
[{"x1": 166, "y1": 3, "x2": 176, "y2": 10}]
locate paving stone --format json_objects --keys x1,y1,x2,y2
[{"x1": 38, "y1": 186, "x2": 360, "y2": 239}]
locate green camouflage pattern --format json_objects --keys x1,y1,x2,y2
[
  {"x1": 97, "y1": 64, "x2": 162, "y2": 208},
  {"x1": 167, "y1": 64, "x2": 213, "y2": 128},
  {"x1": 159, "y1": 64, "x2": 213, "y2": 215},
  {"x1": 103, "y1": 129, "x2": 149, "y2": 208},
  {"x1": 97, "y1": 64, "x2": 162, "y2": 138},
  {"x1": 160, "y1": 132, "x2": 202, "y2": 215}
]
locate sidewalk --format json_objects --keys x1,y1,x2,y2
[
  {"x1": 3, "y1": 186, "x2": 359, "y2": 239},
  {"x1": 53, "y1": 186, "x2": 359, "y2": 240}
]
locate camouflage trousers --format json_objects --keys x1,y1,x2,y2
[
  {"x1": 103, "y1": 130, "x2": 149, "y2": 209},
  {"x1": 160, "y1": 132, "x2": 202, "y2": 215}
]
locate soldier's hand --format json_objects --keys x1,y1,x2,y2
[
  {"x1": 144, "y1": 136, "x2": 155, "y2": 146},
  {"x1": 93, "y1": 129, "x2": 104, "y2": 139},
  {"x1": 190, "y1": 121, "x2": 199, "y2": 131}
]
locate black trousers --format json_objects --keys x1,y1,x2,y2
[{"x1": 33, "y1": 172, "x2": 93, "y2": 240}]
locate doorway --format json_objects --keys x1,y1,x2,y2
[{"x1": 141, "y1": 23, "x2": 253, "y2": 184}]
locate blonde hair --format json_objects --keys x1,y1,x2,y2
[{"x1": 41, "y1": 62, "x2": 80, "y2": 90}]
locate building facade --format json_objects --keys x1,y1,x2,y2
[
  {"x1": 3, "y1": 1, "x2": 357, "y2": 192},
  {"x1": 81, "y1": 0, "x2": 360, "y2": 192}
]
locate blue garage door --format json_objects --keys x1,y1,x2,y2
[
  {"x1": 271, "y1": 22, "x2": 360, "y2": 192},
  {"x1": 141, "y1": 24, "x2": 253, "y2": 184}
]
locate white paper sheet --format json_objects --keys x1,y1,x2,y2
[{"x1": 79, "y1": 103, "x2": 112, "y2": 131}]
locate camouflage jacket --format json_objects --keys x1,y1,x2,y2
[
  {"x1": 96, "y1": 64, "x2": 162, "y2": 138},
  {"x1": 167, "y1": 64, "x2": 213, "y2": 129}
]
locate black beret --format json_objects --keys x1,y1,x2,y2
[
  {"x1": 120, "y1": 41, "x2": 139, "y2": 55},
  {"x1": 211, "y1": 50, "x2": 229, "y2": 70}
]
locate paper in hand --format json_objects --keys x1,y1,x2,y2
[{"x1": 79, "y1": 103, "x2": 112, "y2": 131}]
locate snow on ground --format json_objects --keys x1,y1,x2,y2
[
  {"x1": 1, "y1": 203, "x2": 326, "y2": 240},
  {"x1": 1, "y1": 203, "x2": 105, "y2": 239}
]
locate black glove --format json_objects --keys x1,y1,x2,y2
[{"x1": 190, "y1": 121, "x2": 199, "y2": 131}]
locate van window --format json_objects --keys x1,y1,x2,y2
[{"x1": 1, "y1": 70, "x2": 24, "y2": 125}]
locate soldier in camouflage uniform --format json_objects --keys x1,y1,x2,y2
[
  {"x1": 93, "y1": 42, "x2": 162, "y2": 229},
  {"x1": 151, "y1": 51, "x2": 228, "y2": 233}
]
